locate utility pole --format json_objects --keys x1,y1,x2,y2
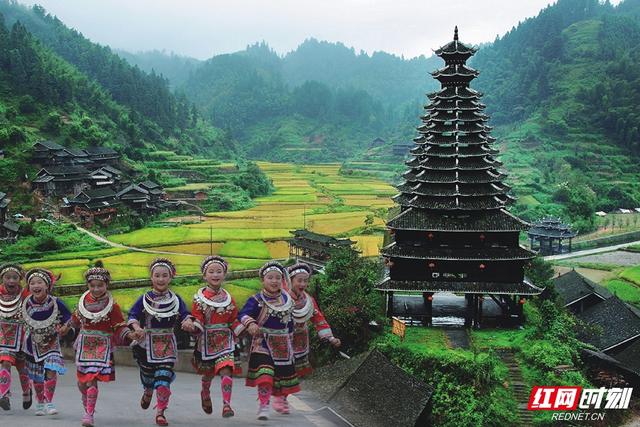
[{"x1": 210, "y1": 225, "x2": 213, "y2": 255}]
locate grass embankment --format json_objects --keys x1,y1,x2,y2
[{"x1": 374, "y1": 300, "x2": 591, "y2": 426}]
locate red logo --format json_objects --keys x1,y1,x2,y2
[{"x1": 528, "y1": 386, "x2": 582, "y2": 410}]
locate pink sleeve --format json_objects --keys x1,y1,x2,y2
[{"x1": 311, "y1": 297, "x2": 334, "y2": 340}]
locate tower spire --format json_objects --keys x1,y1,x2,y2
[{"x1": 454, "y1": 26, "x2": 459, "y2": 41}]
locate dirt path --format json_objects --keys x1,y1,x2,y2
[{"x1": 73, "y1": 224, "x2": 203, "y2": 257}]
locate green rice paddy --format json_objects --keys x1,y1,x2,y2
[{"x1": 30, "y1": 162, "x2": 393, "y2": 287}]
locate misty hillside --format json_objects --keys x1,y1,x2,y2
[{"x1": 3, "y1": 0, "x2": 640, "y2": 227}]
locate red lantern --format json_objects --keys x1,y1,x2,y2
[
  {"x1": 428, "y1": 262, "x2": 436, "y2": 269},
  {"x1": 427, "y1": 232, "x2": 434, "y2": 240},
  {"x1": 479, "y1": 233, "x2": 485, "y2": 241},
  {"x1": 519, "y1": 298, "x2": 526, "y2": 305},
  {"x1": 479, "y1": 263, "x2": 486, "y2": 270},
  {"x1": 427, "y1": 295, "x2": 433, "y2": 301}
]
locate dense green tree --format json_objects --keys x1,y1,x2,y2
[{"x1": 311, "y1": 248, "x2": 384, "y2": 354}]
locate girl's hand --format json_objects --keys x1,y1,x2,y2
[
  {"x1": 130, "y1": 329, "x2": 145, "y2": 341},
  {"x1": 57, "y1": 324, "x2": 70, "y2": 336},
  {"x1": 181, "y1": 318, "x2": 195, "y2": 332},
  {"x1": 247, "y1": 323, "x2": 260, "y2": 337},
  {"x1": 329, "y1": 337, "x2": 341, "y2": 348}
]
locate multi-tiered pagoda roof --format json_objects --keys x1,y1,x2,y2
[{"x1": 378, "y1": 27, "x2": 540, "y2": 301}]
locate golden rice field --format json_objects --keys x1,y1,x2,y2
[{"x1": 35, "y1": 162, "x2": 395, "y2": 285}]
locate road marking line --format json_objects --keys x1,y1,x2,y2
[
  {"x1": 288, "y1": 394, "x2": 313, "y2": 411},
  {"x1": 315, "y1": 406, "x2": 355, "y2": 427}
]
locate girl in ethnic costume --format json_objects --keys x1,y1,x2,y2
[
  {"x1": 191, "y1": 255, "x2": 239, "y2": 418},
  {"x1": 21, "y1": 268, "x2": 72, "y2": 416},
  {"x1": 237, "y1": 261, "x2": 300, "y2": 421},
  {"x1": 271, "y1": 262, "x2": 341, "y2": 414},
  {"x1": 0, "y1": 263, "x2": 32, "y2": 411},
  {"x1": 68, "y1": 263, "x2": 131, "y2": 427},
  {"x1": 127, "y1": 258, "x2": 195, "y2": 427}
]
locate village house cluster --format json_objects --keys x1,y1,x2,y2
[{"x1": 28, "y1": 141, "x2": 179, "y2": 227}]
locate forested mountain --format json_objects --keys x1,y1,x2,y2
[
  {"x1": 0, "y1": 0, "x2": 236, "y2": 162},
  {"x1": 281, "y1": 38, "x2": 439, "y2": 110},
  {"x1": 468, "y1": 0, "x2": 640, "y2": 227},
  {"x1": 123, "y1": 40, "x2": 438, "y2": 161},
  {"x1": 179, "y1": 42, "x2": 410, "y2": 161},
  {"x1": 116, "y1": 49, "x2": 201, "y2": 89},
  {"x1": 2, "y1": 0, "x2": 640, "y2": 227}
]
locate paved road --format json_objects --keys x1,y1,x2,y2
[
  {"x1": 0, "y1": 362, "x2": 349, "y2": 427},
  {"x1": 544, "y1": 240, "x2": 640, "y2": 261}
]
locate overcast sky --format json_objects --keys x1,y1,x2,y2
[{"x1": 17, "y1": 0, "x2": 623, "y2": 60}]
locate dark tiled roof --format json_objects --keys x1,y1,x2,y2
[
  {"x1": 376, "y1": 277, "x2": 542, "y2": 295},
  {"x1": 428, "y1": 86, "x2": 480, "y2": 100},
  {"x1": 528, "y1": 225, "x2": 576, "y2": 238},
  {"x1": 432, "y1": 64, "x2": 479, "y2": 78},
  {"x1": 100, "y1": 165, "x2": 122, "y2": 175},
  {"x1": 422, "y1": 145, "x2": 496, "y2": 157},
  {"x1": 408, "y1": 183, "x2": 509, "y2": 197},
  {"x1": 39, "y1": 166, "x2": 89, "y2": 176},
  {"x1": 140, "y1": 180, "x2": 160, "y2": 189},
  {"x1": 117, "y1": 184, "x2": 149, "y2": 198},
  {"x1": 577, "y1": 297, "x2": 640, "y2": 351},
  {"x1": 33, "y1": 140, "x2": 64, "y2": 150},
  {"x1": 33, "y1": 175, "x2": 55, "y2": 183},
  {"x1": 553, "y1": 270, "x2": 612, "y2": 306},
  {"x1": 329, "y1": 350, "x2": 432, "y2": 427},
  {"x1": 387, "y1": 208, "x2": 529, "y2": 231},
  {"x1": 434, "y1": 27, "x2": 477, "y2": 57},
  {"x1": 408, "y1": 194, "x2": 509, "y2": 210},
  {"x1": 406, "y1": 170, "x2": 505, "y2": 185},
  {"x1": 290, "y1": 229, "x2": 354, "y2": 246},
  {"x1": 381, "y1": 242, "x2": 535, "y2": 261},
  {"x1": 69, "y1": 188, "x2": 117, "y2": 205},
  {"x1": 611, "y1": 339, "x2": 640, "y2": 375},
  {"x1": 65, "y1": 148, "x2": 88, "y2": 157}
]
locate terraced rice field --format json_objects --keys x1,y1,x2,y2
[{"x1": 36, "y1": 162, "x2": 396, "y2": 285}]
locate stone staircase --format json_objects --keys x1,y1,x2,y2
[
  {"x1": 443, "y1": 327, "x2": 471, "y2": 349},
  {"x1": 498, "y1": 349, "x2": 534, "y2": 427}
]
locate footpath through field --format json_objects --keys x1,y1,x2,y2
[
  {"x1": 72, "y1": 223, "x2": 205, "y2": 258},
  {"x1": 1, "y1": 363, "x2": 351, "y2": 427}
]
